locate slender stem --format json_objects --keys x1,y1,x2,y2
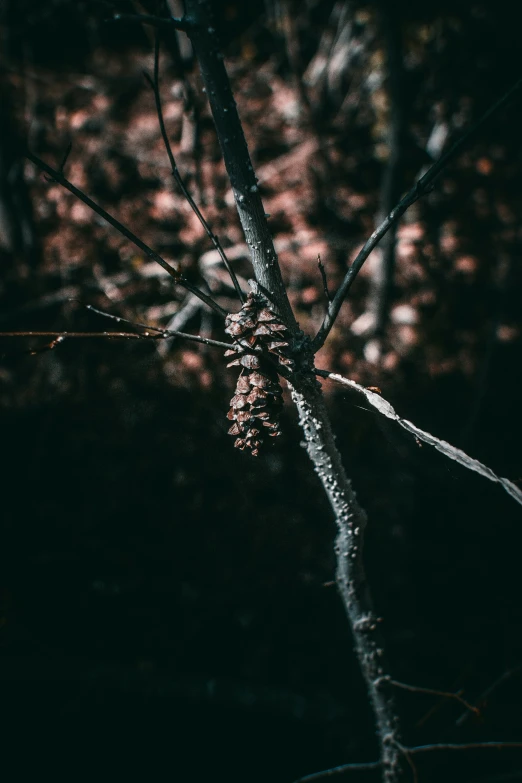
[
  {"x1": 292, "y1": 741, "x2": 522, "y2": 783},
  {"x1": 84, "y1": 303, "x2": 235, "y2": 348},
  {"x1": 25, "y1": 151, "x2": 226, "y2": 317},
  {"x1": 456, "y1": 665, "x2": 522, "y2": 727},
  {"x1": 317, "y1": 254, "x2": 331, "y2": 302},
  {"x1": 384, "y1": 678, "x2": 479, "y2": 716},
  {"x1": 87, "y1": 301, "x2": 292, "y2": 377},
  {"x1": 312, "y1": 74, "x2": 522, "y2": 351},
  {"x1": 85, "y1": 303, "x2": 172, "y2": 333},
  {"x1": 405, "y1": 742, "x2": 522, "y2": 755},
  {"x1": 0, "y1": 330, "x2": 234, "y2": 350},
  {"x1": 314, "y1": 368, "x2": 522, "y2": 507},
  {"x1": 292, "y1": 760, "x2": 381, "y2": 783},
  {"x1": 148, "y1": 33, "x2": 245, "y2": 302},
  {"x1": 181, "y1": 0, "x2": 296, "y2": 326}
]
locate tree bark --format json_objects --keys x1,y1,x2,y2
[
  {"x1": 181, "y1": 2, "x2": 404, "y2": 778},
  {"x1": 289, "y1": 373, "x2": 403, "y2": 780}
]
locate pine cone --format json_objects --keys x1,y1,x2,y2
[{"x1": 224, "y1": 291, "x2": 293, "y2": 456}]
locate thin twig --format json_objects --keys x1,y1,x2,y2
[
  {"x1": 146, "y1": 32, "x2": 245, "y2": 303},
  {"x1": 0, "y1": 330, "x2": 234, "y2": 350},
  {"x1": 57, "y1": 141, "x2": 73, "y2": 174},
  {"x1": 317, "y1": 254, "x2": 331, "y2": 302},
  {"x1": 290, "y1": 740, "x2": 522, "y2": 783},
  {"x1": 315, "y1": 368, "x2": 522, "y2": 507},
  {"x1": 182, "y1": 0, "x2": 296, "y2": 326},
  {"x1": 398, "y1": 746, "x2": 418, "y2": 783},
  {"x1": 85, "y1": 303, "x2": 175, "y2": 334},
  {"x1": 456, "y1": 665, "x2": 522, "y2": 727},
  {"x1": 25, "y1": 151, "x2": 226, "y2": 317},
  {"x1": 87, "y1": 297, "x2": 293, "y2": 379},
  {"x1": 404, "y1": 742, "x2": 522, "y2": 755},
  {"x1": 384, "y1": 677, "x2": 480, "y2": 717},
  {"x1": 292, "y1": 760, "x2": 382, "y2": 783},
  {"x1": 312, "y1": 75, "x2": 522, "y2": 351}
]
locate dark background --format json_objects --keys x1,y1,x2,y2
[{"x1": 1, "y1": 2, "x2": 522, "y2": 781}]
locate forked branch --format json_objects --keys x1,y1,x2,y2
[
  {"x1": 25, "y1": 151, "x2": 226, "y2": 317},
  {"x1": 180, "y1": 0, "x2": 297, "y2": 327},
  {"x1": 312, "y1": 75, "x2": 522, "y2": 351},
  {"x1": 178, "y1": 2, "x2": 404, "y2": 779},
  {"x1": 146, "y1": 32, "x2": 245, "y2": 303},
  {"x1": 315, "y1": 369, "x2": 522, "y2": 508}
]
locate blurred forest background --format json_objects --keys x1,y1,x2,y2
[{"x1": 1, "y1": 1, "x2": 522, "y2": 781}]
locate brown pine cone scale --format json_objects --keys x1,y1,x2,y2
[{"x1": 224, "y1": 291, "x2": 293, "y2": 456}]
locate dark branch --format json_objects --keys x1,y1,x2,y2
[
  {"x1": 314, "y1": 368, "x2": 522, "y2": 507},
  {"x1": 25, "y1": 150, "x2": 226, "y2": 317},
  {"x1": 317, "y1": 254, "x2": 330, "y2": 302},
  {"x1": 404, "y1": 742, "x2": 522, "y2": 755},
  {"x1": 146, "y1": 32, "x2": 245, "y2": 303},
  {"x1": 292, "y1": 760, "x2": 381, "y2": 783},
  {"x1": 456, "y1": 664, "x2": 522, "y2": 727},
  {"x1": 89, "y1": 296, "x2": 293, "y2": 379},
  {"x1": 0, "y1": 330, "x2": 234, "y2": 350},
  {"x1": 312, "y1": 74, "x2": 522, "y2": 351},
  {"x1": 384, "y1": 677, "x2": 479, "y2": 717},
  {"x1": 181, "y1": 0, "x2": 296, "y2": 327},
  {"x1": 84, "y1": 304, "x2": 235, "y2": 348}
]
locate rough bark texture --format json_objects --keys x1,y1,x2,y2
[
  {"x1": 183, "y1": 0, "x2": 296, "y2": 327},
  {"x1": 289, "y1": 373, "x2": 402, "y2": 780}
]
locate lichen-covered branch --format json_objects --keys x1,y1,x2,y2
[{"x1": 289, "y1": 372, "x2": 403, "y2": 781}]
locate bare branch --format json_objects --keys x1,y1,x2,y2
[
  {"x1": 181, "y1": 0, "x2": 297, "y2": 327},
  {"x1": 383, "y1": 677, "x2": 480, "y2": 717},
  {"x1": 312, "y1": 75, "x2": 522, "y2": 351},
  {"x1": 398, "y1": 746, "x2": 418, "y2": 783},
  {"x1": 317, "y1": 254, "x2": 331, "y2": 302},
  {"x1": 289, "y1": 374, "x2": 404, "y2": 781},
  {"x1": 25, "y1": 151, "x2": 226, "y2": 317},
  {"x1": 146, "y1": 32, "x2": 245, "y2": 303},
  {"x1": 85, "y1": 302, "x2": 177, "y2": 334},
  {"x1": 456, "y1": 665, "x2": 522, "y2": 727},
  {"x1": 88, "y1": 295, "x2": 293, "y2": 380},
  {"x1": 404, "y1": 742, "x2": 522, "y2": 755},
  {"x1": 292, "y1": 760, "x2": 381, "y2": 783},
  {"x1": 315, "y1": 369, "x2": 522, "y2": 508},
  {"x1": 0, "y1": 330, "x2": 234, "y2": 351}
]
